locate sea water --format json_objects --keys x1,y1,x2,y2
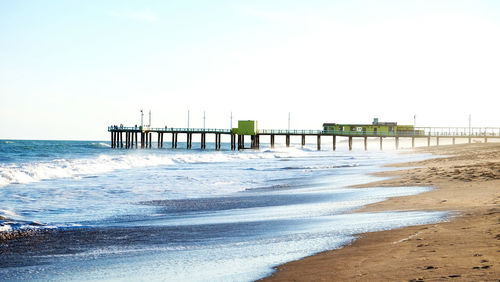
[{"x1": 0, "y1": 140, "x2": 446, "y2": 281}]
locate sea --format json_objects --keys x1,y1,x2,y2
[{"x1": 0, "y1": 139, "x2": 447, "y2": 281}]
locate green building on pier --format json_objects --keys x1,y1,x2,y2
[{"x1": 323, "y1": 118, "x2": 420, "y2": 136}]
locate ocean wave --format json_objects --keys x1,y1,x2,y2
[
  {"x1": 280, "y1": 164, "x2": 359, "y2": 170},
  {"x1": 0, "y1": 148, "x2": 318, "y2": 187}
]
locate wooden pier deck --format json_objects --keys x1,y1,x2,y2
[{"x1": 108, "y1": 126, "x2": 500, "y2": 151}]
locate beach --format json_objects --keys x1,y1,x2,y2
[
  {"x1": 263, "y1": 143, "x2": 500, "y2": 281},
  {"x1": 0, "y1": 140, "x2": 448, "y2": 281}
]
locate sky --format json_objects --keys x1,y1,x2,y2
[{"x1": 1, "y1": 0, "x2": 499, "y2": 140}]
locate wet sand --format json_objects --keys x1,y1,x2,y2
[{"x1": 263, "y1": 143, "x2": 500, "y2": 281}]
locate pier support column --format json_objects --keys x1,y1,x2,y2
[
  {"x1": 427, "y1": 136, "x2": 431, "y2": 147},
  {"x1": 317, "y1": 135, "x2": 321, "y2": 151},
  {"x1": 301, "y1": 135, "x2": 305, "y2": 147},
  {"x1": 468, "y1": 137, "x2": 471, "y2": 144},
  {"x1": 412, "y1": 137, "x2": 415, "y2": 149},
  {"x1": 127, "y1": 132, "x2": 130, "y2": 149},
  {"x1": 485, "y1": 137, "x2": 488, "y2": 143},
  {"x1": 140, "y1": 133, "x2": 144, "y2": 148},
  {"x1": 251, "y1": 135, "x2": 259, "y2": 149},
  {"x1": 111, "y1": 132, "x2": 114, "y2": 148},
  {"x1": 348, "y1": 136, "x2": 353, "y2": 151},
  {"x1": 120, "y1": 132, "x2": 123, "y2": 148},
  {"x1": 201, "y1": 133, "x2": 206, "y2": 149},
  {"x1": 172, "y1": 133, "x2": 177, "y2": 149},
  {"x1": 216, "y1": 133, "x2": 221, "y2": 150},
  {"x1": 238, "y1": 135, "x2": 244, "y2": 150},
  {"x1": 187, "y1": 133, "x2": 192, "y2": 149},
  {"x1": 135, "y1": 132, "x2": 138, "y2": 149},
  {"x1": 286, "y1": 135, "x2": 290, "y2": 147},
  {"x1": 149, "y1": 133, "x2": 152, "y2": 149},
  {"x1": 380, "y1": 137, "x2": 383, "y2": 150},
  {"x1": 333, "y1": 135, "x2": 336, "y2": 151},
  {"x1": 364, "y1": 136, "x2": 368, "y2": 151},
  {"x1": 453, "y1": 137, "x2": 455, "y2": 145},
  {"x1": 270, "y1": 135, "x2": 275, "y2": 149},
  {"x1": 436, "y1": 137, "x2": 439, "y2": 146},
  {"x1": 231, "y1": 134, "x2": 236, "y2": 150},
  {"x1": 395, "y1": 137, "x2": 399, "y2": 150}
]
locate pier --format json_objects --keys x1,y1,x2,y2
[{"x1": 108, "y1": 124, "x2": 500, "y2": 151}]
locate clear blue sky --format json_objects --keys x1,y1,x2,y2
[{"x1": 1, "y1": 0, "x2": 499, "y2": 140}]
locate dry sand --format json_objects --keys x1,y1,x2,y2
[{"x1": 263, "y1": 143, "x2": 500, "y2": 281}]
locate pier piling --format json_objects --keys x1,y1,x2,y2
[
  {"x1": 230, "y1": 134, "x2": 236, "y2": 150},
  {"x1": 201, "y1": 133, "x2": 206, "y2": 149}
]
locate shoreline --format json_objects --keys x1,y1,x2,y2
[{"x1": 262, "y1": 143, "x2": 500, "y2": 281}]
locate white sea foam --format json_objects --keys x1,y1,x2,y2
[{"x1": 0, "y1": 148, "x2": 314, "y2": 187}]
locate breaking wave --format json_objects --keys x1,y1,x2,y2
[{"x1": 0, "y1": 147, "x2": 323, "y2": 187}]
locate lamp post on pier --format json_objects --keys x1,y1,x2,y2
[
  {"x1": 288, "y1": 112, "x2": 291, "y2": 132},
  {"x1": 140, "y1": 109, "x2": 144, "y2": 129}
]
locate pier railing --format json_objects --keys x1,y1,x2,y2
[
  {"x1": 108, "y1": 126, "x2": 231, "y2": 133},
  {"x1": 109, "y1": 126, "x2": 500, "y2": 137},
  {"x1": 258, "y1": 127, "x2": 500, "y2": 137},
  {"x1": 416, "y1": 127, "x2": 500, "y2": 137},
  {"x1": 258, "y1": 129, "x2": 323, "y2": 135}
]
